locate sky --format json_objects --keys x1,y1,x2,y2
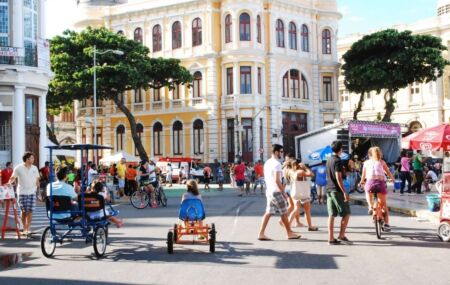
[{"x1": 45, "y1": 0, "x2": 438, "y2": 38}]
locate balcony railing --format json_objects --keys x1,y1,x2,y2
[
  {"x1": 152, "y1": 102, "x2": 163, "y2": 110},
  {"x1": 0, "y1": 56, "x2": 38, "y2": 67}
]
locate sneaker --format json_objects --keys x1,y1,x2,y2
[
  {"x1": 383, "y1": 224, "x2": 391, "y2": 232},
  {"x1": 328, "y1": 239, "x2": 341, "y2": 245}
]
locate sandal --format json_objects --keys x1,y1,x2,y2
[
  {"x1": 328, "y1": 239, "x2": 341, "y2": 245},
  {"x1": 308, "y1": 226, "x2": 319, "y2": 231}
]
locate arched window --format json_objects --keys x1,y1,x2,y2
[
  {"x1": 322, "y1": 29, "x2": 331, "y2": 54},
  {"x1": 301, "y1": 24, "x2": 309, "y2": 52},
  {"x1": 153, "y1": 122, "x2": 163, "y2": 156},
  {"x1": 193, "y1": 119, "x2": 204, "y2": 155},
  {"x1": 225, "y1": 14, "x2": 232, "y2": 43},
  {"x1": 173, "y1": 121, "x2": 183, "y2": 155},
  {"x1": 301, "y1": 74, "x2": 309, "y2": 99},
  {"x1": 193, "y1": 71, "x2": 202, "y2": 98},
  {"x1": 192, "y1": 18, "x2": 202, "y2": 47},
  {"x1": 116, "y1": 125, "x2": 125, "y2": 151},
  {"x1": 257, "y1": 15, "x2": 261, "y2": 43},
  {"x1": 172, "y1": 21, "x2": 182, "y2": 49},
  {"x1": 276, "y1": 19, "x2": 284, "y2": 48},
  {"x1": 152, "y1": 24, "x2": 162, "y2": 52},
  {"x1": 134, "y1": 27, "x2": 143, "y2": 43},
  {"x1": 135, "y1": 123, "x2": 144, "y2": 156},
  {"x1": 117, "y1": 30, "x2": 124, "y2": 35},
  {"x1": 239, "y1": 12, "x2": 251, "y2": 41},
  {"x1": 282, "y1": 69, "x2": 307, "y2": 99},
  {"x1": 288, "y1": 22, "x2": 297, "y2": 50}
]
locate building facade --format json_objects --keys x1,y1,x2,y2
[
  {"x1": 73, "y1": 0, "x2": 341, "y2": 163},
  {"x1": 338, "y1": 0, "x2": 450, "y2": 133},
  {"x1": 0, "y1": 0, "x2": 52, "y2": 167}
]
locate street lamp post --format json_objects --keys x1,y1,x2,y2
[{"x1": 92, "y1": 45, "x2": 124, "y2": 162}]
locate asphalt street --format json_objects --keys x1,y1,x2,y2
[{"x1": 0, "y1": 187, "x2": 449, "y2": 285}]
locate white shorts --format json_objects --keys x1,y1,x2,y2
[{"x1": 118, "y1": 179, "x2": 125, "y2": 188}]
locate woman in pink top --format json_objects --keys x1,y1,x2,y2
[
  {"x1": 360, "y1": 147, "x2": 395, "y2": 231},
  {"x1": 399, "y1": 151, "x2": 412, "y2": 194}
]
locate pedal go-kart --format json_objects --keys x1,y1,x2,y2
[
  {"x1": 41, "y1": 144, "x2": 118, "y2": 258},
  {"x1": 167, "y1": 199, "x2": 216, "y2": 253}
]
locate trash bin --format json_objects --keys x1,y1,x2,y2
[
  {"x1": 394, "y1": 179, "x2": 402, "y2": 191},
  {"x1": 426, "y1": 194, "x2": 441, "y2": 212}
]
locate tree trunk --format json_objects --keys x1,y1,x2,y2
[
  {"x1": 353, "y1": 92, "x2": 365, "y2": 120},
  {"x1": 112, "y1": 96, "x2": 149, "y2": 161},
  {"x1": 382, "y1": 90, "x2": 395, "y2": 122},
  {"x1": 47, "y1": 124, "x2": 59, "y2": 145}
]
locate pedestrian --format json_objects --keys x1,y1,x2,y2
[
  {"x1": 217, "y1": 163, "x2": 225, "y2": 191},
  {"x1": 38, "y1": 161, "x2": 50, "y2": 201},
  {"x1": 88, "y1": 164, "x2": 98, "y2": 186},
  {"x1": 257, "y1": 144, "x2": 301, "y2": 241},
  {"x1": 412, "y1": 150, "x2": 425, "y2": 194},
  {"x1": 230, "y1": 163, "x2": 236, "y2": 188},
  {"x1": 283, "y1": 160, "x2": 303, "y2": 228},
  {"x1": 325, "y1": 141, "x2": 351, "y2": 245},
  {"x1": 116, "y1": 158, "x2": 127, "y2": 197},
  {"x1": 399, "y1": 151, "x2": 412, "y2": 195},
  {"x1": 203, "y1": 164, "x2": 212, "y2": 191},
  {"x1": 8, "y1": 152, "x2": 40, "y2": 237},
  {"x1": 289, "y1": 160, "x2": 318, "y2": 231},
  {"x1": 166, "y1": 163, "x2": 173, "y2": 187},
  {"x1": 67, "y1": 168, "x2": 76, "y2": 186},
  {"x1": 1, "y1": 162, "x2": 13, "y2": 185},
  {"x1": 359, "y1": 146, "x2": 395, "y2": 232},
  {"x1": 125, "y1": 164, "x2": 137, "y2": 195},
  {"x1": 234, "y1": 161, "x2": 246, "y2": 196},
  {"x1": 424, "y1": 166, "x2": 438, "y2": 192},
  {"x1": 312, "y1": 161, "x2": 327, "y2": 204},
  {"x1": 253, "y1": 160, "x2": 265, "y2": 194},
  {"x1": 244, "y1": 162, "x2": 253, "y2": 194},
  {"x1": 179, "y1": 166, "x2": 186, "y2": 184}
]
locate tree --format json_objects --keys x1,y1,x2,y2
[
  {"x1": 342, "y1": 29, "x2": 449, "y2": 122},
  {"x1": 48, "y1": 27, "x2": 193, "y2": 161}
]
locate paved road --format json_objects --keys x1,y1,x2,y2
[{"x1": 0, "y1": 188, "x2": 449, "y2": 285}]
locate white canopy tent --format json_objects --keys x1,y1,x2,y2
[{"x1": 99, "y1": 151, "x2": 140, "y2": 165}]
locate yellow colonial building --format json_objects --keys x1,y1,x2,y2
[{"x1": 73, "y1": 0, "x2": 341, "y2": 163}]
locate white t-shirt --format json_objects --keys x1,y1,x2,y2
[
  {"x1": 427, "y1": 170, "x2": 438, "y2": 182},
  {"x1": 147, "y1": 164, "x2": 156, "y2": 179},
  {"x1": 12, "y1": 164, "x2": 40, "y2": 196},
  {"x1": 88, "y1": 168, "x2": 98, "y2": 185},
  {"x1": 264, "y1": 157, "x2": 282, "y2": 196}
]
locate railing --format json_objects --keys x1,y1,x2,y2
[
  {"x1": 0, "y1": 121, "x2": 12, "y2": 151},
  {"x1": 0, "y1": 56, "x2": 37, "y2": 67},
  {"x1": 192, "y1": 98, "x2": 203, "y2": 106},
  {"x1": 171, "y1": 100, "x2": 183, "y2": 108},
  {"x1": 152, "y1": 102, "x2": 163, "y2": 110},
  {"x1": 134, "y1": 103, "x2": 144, "y2": 111}
]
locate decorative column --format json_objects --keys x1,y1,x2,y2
[
  {"x1": 12, "y1": 86, "x2": 26, "y2": 167},
  {"x1": 39, "y1": 92, "x2": 47, "y2": 167},
  {"x1": 11, "y1": 0, "x2": 23, "y2": 49}
]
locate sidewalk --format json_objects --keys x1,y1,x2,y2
[{"x1": 350, "y1": 184, "x2": 441, "y2": 225}]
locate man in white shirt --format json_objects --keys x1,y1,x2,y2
[
  {"x1": 8, "y1": 152, "x2": 40, "y2": 236},
  {"x1": 87, "y1": 164, "x2": 98, "y2": 186},
  {"x1": 257, "y1": 144, "x2": 301, "y2": 241}
]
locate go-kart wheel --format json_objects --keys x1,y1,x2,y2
[
  {"x1": 173, "y1": 224, "x2": 178, "y2": 243},
  {"x1": 41, "y1": 226, "x2": 56, "y2": 258},
  {"x1": 167, "y1": 231, "x2": 174, "y2": 254},
  {"x1": 93, "y1": 227, "x2": 107, "y2": 258},
  {"x1": 438, "y1": 222, "x2": 450, "y2": 242},
  {"x1": 209, "y1": 223, "x2": 216, "y2": 253}
]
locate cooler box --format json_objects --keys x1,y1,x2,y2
[
  {"x1": 426, "y1": 194, "x2": 441, "y2": 212},
  {"x1": 394, "y1": 180, "x2": 401, "y2": 190}
]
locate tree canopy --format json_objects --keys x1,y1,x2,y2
[
  {"x1": 342, "y1": 29, "x2": 449, "y2": 122},
  {"x1": 48, "y1": 27, "x2": 193, "y2": 160}
]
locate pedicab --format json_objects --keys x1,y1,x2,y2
[
  {"x1": 167, "y1": 199, "x2": 216, "y2": 253},
  {"x1": 41, "y1": 144, "x2": 118, "y2": 258}
]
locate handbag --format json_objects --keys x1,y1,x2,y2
[{"x1": 291, "y1": 173, "x2": 311, "y2": 201}]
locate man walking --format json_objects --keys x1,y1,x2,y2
[
  {"x1": 8, "y1": 152, "x2": 40, "y2": 237},
  {"x1": 253, "y1": 160, "x2": 264, "y2": 194},
  {"x1": 234, "y1": 161, "x2": 246, "y2": 196},
  {"x1": 412, "y1": 150, "x2": 425, "y2": 194},
  {"x1": 117, "y1": 158, "x2": 127, "y2": 197},
  {"x1": 257, "y1": 144, "x2": 301, "y2": 241},
  {"x1": 326, "y1": 141, "x2": 351, "y2": 245}
]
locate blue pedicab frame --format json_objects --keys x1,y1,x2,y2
[{"x1": 40, "y1": 144, "x2": 114, "y2": 258}]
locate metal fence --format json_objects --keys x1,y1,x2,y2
[{"x1": 0, "y1": 121, "x2": 12, "y2": 151}]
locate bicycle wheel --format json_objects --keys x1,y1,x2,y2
[
  {"x1": 93, "y1": 226, "x2": 107, "y2": 258},
  {"x1": 374, "y1": 214, "x2": 382, "y2": 239},
  {"x1": 41, "y1": 226, "x2": 56, "y2": 258},
  {"x1": 130, "y1": 190, "x2": 149, "y2": 209}
]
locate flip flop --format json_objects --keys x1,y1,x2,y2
[
  {"x1": 308, "y1": 227, "x2": 319, "y2": 231},
  {"x1": 288, "y1": 235, "x2": 302, "y2": 240},
  {"x1": 258, "y1": 237, "x2": 272, "y2": 241}
]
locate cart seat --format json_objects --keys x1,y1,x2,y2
[
  {"x1": 79, "y1": 193, "x2": 108, "y2": 221},
  {"x1": 45, "y1": 196, "x2": 79, "y2": 222},
  {"x1": 179, "y1": 199, "x2": 205, "y2": 221}
]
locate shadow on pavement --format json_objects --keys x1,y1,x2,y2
[{"x1": 0, "y1": 277, "x2": 145, "y2": 285}]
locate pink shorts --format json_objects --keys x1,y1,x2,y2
[{"x1": 364, "y1": 179, "x2": 387, "y2": 194}]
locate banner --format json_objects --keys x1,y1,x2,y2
[
  {"x1": 0, "y1": 47, "x2": 24, "y2": 57},
  {"x1": 348, "y1": 121, "x2": 401, "y2": 138},
  {"x1": 37, "y1": 38, "x2": 51, "y2": 71},
  {"x1": 0, "y1": 185, "x2": 15, "y2": 200}
]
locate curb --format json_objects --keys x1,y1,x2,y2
[{"x1": 350, "y1": 197, "x2": 440, "y2": 225}]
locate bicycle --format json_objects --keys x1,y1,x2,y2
[
  {"x1": 130, "y1": 179, "x2": 167, "y2": 209},
  {"x1": 372, "y1": 190, "x2": 387, "y2": 239}
]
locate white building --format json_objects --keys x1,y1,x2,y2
[
  {"x1": 338, "y1": 0, "x2": 450, "y2": 133},
  {"x1": 0, "y1": 0, "x2": 52, "y2": 167},
  {"x1": 73, "y1": 0, "x2": 341, "y2": 163}
]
